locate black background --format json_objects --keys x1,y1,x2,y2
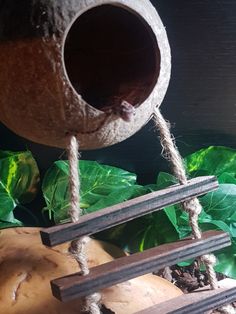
[{"x1": 1, "y1": 0, "x2": 236, "y2": 185}]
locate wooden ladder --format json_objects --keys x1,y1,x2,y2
[{"x1": 40, "y1": 176, "x2": 236, "y2": 313}]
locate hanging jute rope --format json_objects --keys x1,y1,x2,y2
[
  {"x1": 153, "y1": 107, "x2": 235, "y2": 314},
  {"x1": 67, "y1": 135, "x2": 101, "y2": 314}
]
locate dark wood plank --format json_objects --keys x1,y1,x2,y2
[
  {"x1": 137, "y1": 279, "x2": 236, "y2": 314},
  {"x1": 41, "y1": 176, "x2": 218, "y2": 246},
  {"x1": 51, "y1": 231, "x2": 230, "y2": 302}
]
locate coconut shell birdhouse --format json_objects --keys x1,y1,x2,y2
[
  {"x1": 1, "y1": 1, "x2": 236, "y2": 314},
  {"x1": 0, "y1": 0, "x2": 171, "y2": 149}
]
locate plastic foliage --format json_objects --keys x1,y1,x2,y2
[
  {"x1": 0, "y1": 150, "x2": 39, "y2": 228},
  {"x1": 40, "y1": 146, "x2": 236, "y2": 279}
]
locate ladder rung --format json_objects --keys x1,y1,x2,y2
[
  {"x1": 50, "y1": 230, "x2": 230, "y2": 302},
  {"x1": 41, "y1": 176, "x2": 218, "y2": 246},
  {"x1": 136, "y1": 279, "x2": 236, "y2": 314}
]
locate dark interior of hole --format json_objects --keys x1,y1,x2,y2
[{"x1": 64, "y1": 5, "x2": 160, "y2": 111}]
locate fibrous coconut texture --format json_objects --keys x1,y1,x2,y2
[{"x1": 0, "y1": 0, "x2": 171, "y2": 149}]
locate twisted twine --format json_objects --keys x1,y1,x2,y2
[
  {"x1": 153, "y1": 107, "x2": 234, "y2": 313},
  {"x1": 67, "y1": 135, "x2": 101, "y2": 314},
  {"x1": 220, "y1": 305, "x2": 236, "y2": 314}
]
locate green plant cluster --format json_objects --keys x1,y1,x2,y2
[
  {"x1": 1, "y1": 146, "x2": 236, "y2": 278},
  {"x1": 0, "y1": 150, "x2": 39, "y2": 228}
]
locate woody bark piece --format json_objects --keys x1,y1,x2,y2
[
  {"x1": 0, "y1": 0, "x2": 171, "y2": 149},
  {"x1": 51, "y1": 231, "x2": 231, "y2": 302},
  {"x1": 0, "y1": 227, "x2": 183, "y2": 314},
  {"x1": 41, "y1": 176, "x2": 218, "y2": 247},
  {"x1": 137, "y1": 279, "x2": 236, "y2": 314}
]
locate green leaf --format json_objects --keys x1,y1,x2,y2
[
  {"x1": 228, "y1": 222, "x2": 236, "y2": 237},
  {"x1": 40, "y1": 146, "x2": 236, "y2": 280},
  {"x1": 0, "y1": 220, "x2": 23, "y2": 229},
  {"x1": 199, "y1": 219, "x2": 232, "y2": 234},
  {"x1": 200, "y1": 184, "x2": 236, "y2": 220},
  {"x1": 0, "y1": 210, "x2": 23, "y2": 228},
  {"x1": 103, "y1": 172, "x2": 179, "y2": 252},
  {"x1": 0, "y1": 181, "x2": 15, "y2": 218},
  {"x1": 163, "y1": 205, "x2": 178, "y2": 231},
  {"x1": 123, "y1": 211, "x2": 179, "y2": 253},
  {"x1": 86, "y1": 185, "x2": 148, "y2": 213},
  {"x1": 100, "y1": 209, "x2": 179, "y2": 254},
  {"x1": 177, "y1": 146, "x2": 236, "y2": 277},
  {"x1": 186, "y1": 146, "x2": 236, "y2": 177},
  {"x1": 218, "y1": 173, "x2": 236, "y2": 184},
  {"x1": 0, "y1": 150, "x2": 39, "y2": 203},
  {"x1": 42, "y1": 161, "x2": 70, "y2": 222},
  {"x1": 156, "y1": 172, "x2": 178, "y2": 189},
  {"x1": 0, "y1": 150, "x2": 39, "y2": 223},
  {"x1": 214, "y1": 241, "x2": 236, "y2": 278},
  {"x1": 42, "y1": 160, "x2": 138, "y2": 223}
]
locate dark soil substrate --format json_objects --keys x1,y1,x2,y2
[{"x1": 156, "y1": 263, "x2": 236, "y2": 313}]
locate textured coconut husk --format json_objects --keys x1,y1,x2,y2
[{"x1": 0, "y1": 0, "x2": 171, "y2": 149}]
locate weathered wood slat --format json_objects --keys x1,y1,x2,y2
[
  {"x1": 41, "y1": 176, "x2": 218, "y2": 247},
  {"x1": 51, "y1": 231, "x2": 230, "y2": 302},
  {"x1": 137, "y1": 279, "x2": 236, "y2": 314}
]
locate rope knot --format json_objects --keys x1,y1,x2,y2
[
  {"x1": 201, "y1": 254, "x2": 217, "y2": 266},
  {"x1": 69, "y1": 240, "x2": 82, "y2": 255},
  {"x1": 67, "y1": 135, "x2": 101, "y2": 313},
  {"x1": 220, "y1": 305, "x2": 236, "y2": 314},
  {"x1": 69, "y1": 237, "x2": 90, "y2": 254},
  {"x1": 181, "y1": 198, "x2": 202, "y2": 239},
  {"x1": 68, "y1": 208, "x2": 79, "y2": 223},
  {"x1": 183, "y1": 198, "x2": 202, "y2": 216},
  {"x1": 201, "y1": 254, "x2": 219, "y2": 290},
  {"x1": 84, "y1": 293, "x2": 102, "y2": 314}
]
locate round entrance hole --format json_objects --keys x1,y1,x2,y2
[{"x1": 63, "y1": 4, "x2": 160, "y2": 111}]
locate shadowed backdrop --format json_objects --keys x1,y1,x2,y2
[{"x1": 1, "y1": 0, "x2": 236, "y2": 184}]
